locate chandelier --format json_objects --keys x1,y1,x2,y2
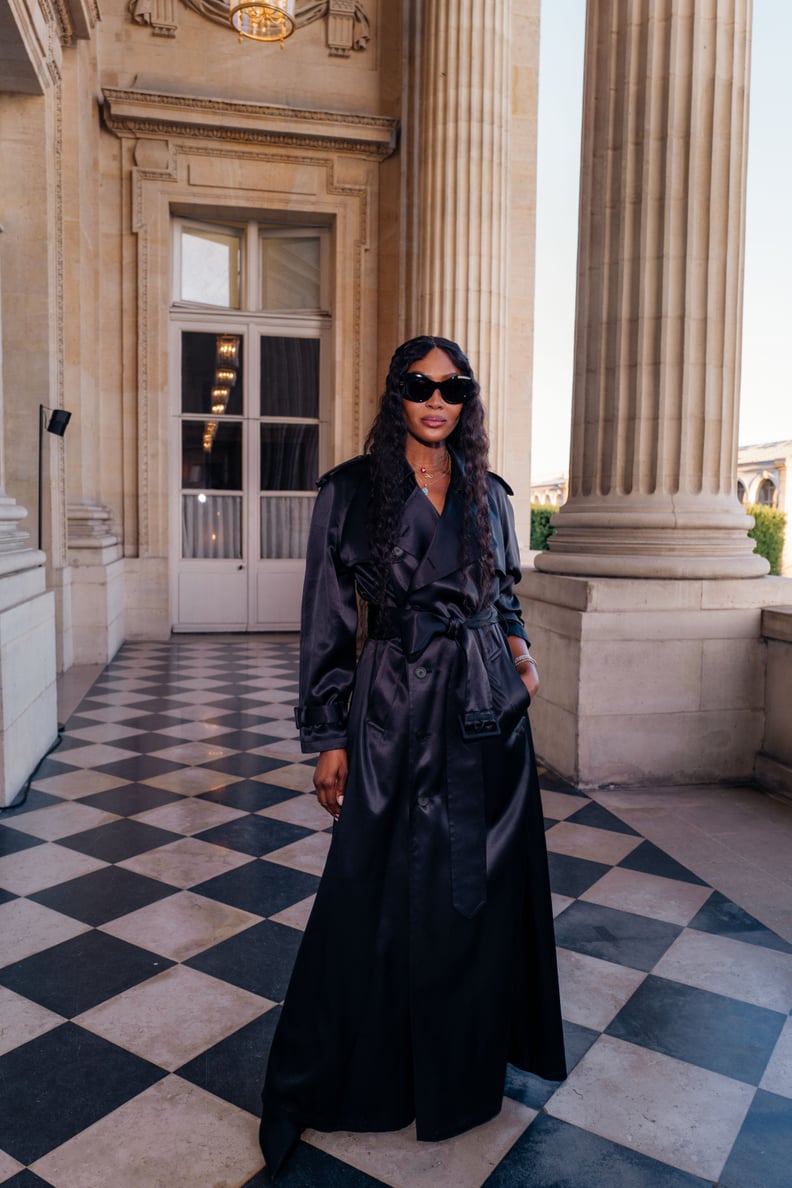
[{"x1": 228, "y1": 1, "x2": 296, "y2": 43}]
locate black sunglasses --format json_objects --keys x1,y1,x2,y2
[{"x1": 401, "y1": 373, "x2": 475, "y2": 405}]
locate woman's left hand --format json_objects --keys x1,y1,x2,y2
[{"x1": 518, "y1": 661, "x2": 540, "y2": 700}]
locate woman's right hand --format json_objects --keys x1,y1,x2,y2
[{"x1": 313, "y1": 748, "x2": 349, "y2": 820}]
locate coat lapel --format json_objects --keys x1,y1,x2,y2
[{"x1": 408, "y1": 481, "x2": 465, "y2": 592}]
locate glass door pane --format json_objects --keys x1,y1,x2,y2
[
  {"x1": 259, "y1": 336, "x2": 320, "y2": 560},
  {"x1": 181, "y1": 331, "x2": 244, "y2": 560},
  {"x1": 259, "y1": 336, "x2": 319, "y2": 417}
]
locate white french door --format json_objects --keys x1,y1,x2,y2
[{"x1": 170, "y1": 317, "x2": 329, "y2": 631}]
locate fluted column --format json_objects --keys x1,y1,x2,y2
[
  {"x1": 537, "y1": 0, "x2": 766, "y2": 578},
  {"x1": 411, "y1": 0, "x2": 512, "y2": 465}
]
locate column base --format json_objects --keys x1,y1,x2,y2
[
  {"x1": 69, "y1": 548, "x2": 125, "y2": 665},
  {"x1": 535, "y1": 497, "x2": 770, "y2": 579},
  {"x1": 125, "y1": 557, "x2": 171, "y2": 640},
  {"x1": 0, "y1": 557, "x2": 58, "y2": 807},
  {"x1": 518, "y1": 570, "x2": 792, "y2": 788}
]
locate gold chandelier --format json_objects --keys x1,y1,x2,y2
[{"x1": 229, "y1": 1, "x2": 296, "y2": 43}]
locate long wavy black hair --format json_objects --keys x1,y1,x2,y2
[{"x1": 364, "y1": 335, "x2": 495, "y2": 608}]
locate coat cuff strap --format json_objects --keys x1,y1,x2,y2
[{"x1": 294, "y1": 704, "x2": 348, "y2": 728}]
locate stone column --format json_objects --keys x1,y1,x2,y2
[
  {"x1": 411, "y1": 0, "x2": 512, "y2": 468},
  {"x1": 536, "y1": 0, "x2": 766, "y2": 579}
]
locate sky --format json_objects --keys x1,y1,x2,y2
[{"x1": 531, "y1": 0, "x2": 792, "y2": 479}]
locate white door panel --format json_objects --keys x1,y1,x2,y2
[
  {"x1": 177, "y1": 567, "x2": 247, "y2": 629},
  {"x1": 254, "y1": 562, "x2": 306, "y2": 631}
]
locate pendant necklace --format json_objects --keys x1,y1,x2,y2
[{"x1": 412, "y1": 455, "x2": 450, "y2": 496}]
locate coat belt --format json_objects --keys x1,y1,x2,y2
[{"x1": 368, "y1": 604, "x2": 500, "y2": 919}]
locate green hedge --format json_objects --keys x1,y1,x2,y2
[
  {"x1": 530, "y1": 504, "x2": 558, "y2": 551},
  {"x1": 747, "y1": 504, "x2": 786, "y2": 575}
]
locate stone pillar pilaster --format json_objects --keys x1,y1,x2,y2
[
  {"x1": 0, "y1": 225, "x2": 58, "y2": 806},
  {"x1": 537, "y1": 0, "x2": 765, "y2": 579},
  {"x1": 412, "y1": 0, "x2": 512, "y2": 468}
]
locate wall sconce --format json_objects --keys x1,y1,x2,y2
[{"x1": 38, "y1": 404, "x2": 72, "y2": 551}]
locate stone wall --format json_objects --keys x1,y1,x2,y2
[{"x1": 755, "y1": 606, "x2": 792, "y2": 800}]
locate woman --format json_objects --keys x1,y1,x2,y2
[{"x1": 259, "y1": 336, "x2": 566, "y2": 1179}]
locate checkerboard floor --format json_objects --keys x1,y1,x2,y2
[{"x1": 0, "y1": 638, "x2": 790, "y2": 1188}]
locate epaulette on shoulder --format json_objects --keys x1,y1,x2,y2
[
  {"x1": 488, "y1": 470, "x2": 514, "y2": 496},
  {"x1": 316, "y1": 454, "x2": 369, "y2": 489}
]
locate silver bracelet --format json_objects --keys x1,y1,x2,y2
[{"x1": 514, "y1": 654, "x2": 537, "y2": 669}]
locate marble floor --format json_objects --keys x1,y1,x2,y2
[{"x1": 0, "y1": 636, "x2": 790, "y2": 1188}]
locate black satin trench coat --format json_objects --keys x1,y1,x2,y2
[{"x1": 259, "y1": 454, "x2": 566, "y2": 1174}]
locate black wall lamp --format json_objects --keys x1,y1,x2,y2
[{"x1": 38, "y1": 404, "x2": 72, "y2": 552}]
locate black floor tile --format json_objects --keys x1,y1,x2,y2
[
  {"x1": 483, "y1": 1113, "x2": 712, "y2": 1187},
  {"x1": 211, "y1": 711, "x2": 288, "y2": 730},
  {"x1": 720, "y1": 1089, "x2": 792, "y2": 1188},
  {"x1": 198, "y1": 781, "x2": 300, "y2": 812},
  {"x1": 503, "y1": 1063, "x2": 559, "y2": 1110},
  {"x1": 552, "y1": 900, "x2": 683, "y2": 971},
  {"x1": 0, "y1": 930, "x2": 173, "y2": 1016},
  {"x1": 547, "y1": 851, "x2": 611, "y2": 898},
  {"x1": 77, "y1": 784, "x2": 184, "y2": 816},
  {"x1": 30, "y1": 864, "x2": 177, "y2": 926},
  {"x1": 0, "y1": 789, "x2": 60, "y2": 816},
  {"x1": 561, "y1": 1018, "x2": 600, "y2": 1071},
  {"x1": 204, "y1": 752, "x2": 292, "y2": 778},
  {"x1": 196, "y1": 816, "x2": 312, "y2": 857},
  {"x1": 92, "y1": 755, "x2": 184, "y2": 781},
  {"x1": 27, "y1": 756, "x2": 74, "y2": 781},
  {"x1": 186, "y1": 919, "x2": 304, "y2": 1002},
  {"x1": 565, "y1": 801, "x2": 641, "y2": 835},
  {"x1": 82, "y1": 697, "x2": 181, "y2": 716},
  {"x1": 689, "y1": 890, "x2": 792, "y2": 955},
  {"x1": 2, "y1": 1171, "x2": 55, "y2": 1187},
  {"x1": 56, "y1": 818, "x2": 183, "y2": 862},
  {"x1": 0, "y1": 824, "x2": 46, "y2": 856},
  {"x1": 618, "y1": 840, "x2": 709, "y2": 886},
  {"x1": 121, "y1": 711, "x2": 212, "y2": 731},
  {"x1": 606, "y1": 975, "x2": 786, "y2": 1084},
  {"x1": 0, "y1": 888, "x2": 17, "y2": 904},
  {"x1": 113, "y1": 731, "x2": 193, "y2": 755},
  {"x1": 206, "y1": 729, "x2": 280, "y2": 752},
  {"x1": 63, "y1": 712, "x2": 110, "y2": 731},
  {"x1": 536, "y1": 768, "x2": 586, "y2": 796},
  {"x1": 46, "y1": 732, "x2": 88, "y2": 753},
  {"x1": 193, "y1": 857, "x2": 320, "y2": 918},
  {"x1": 0, "y1": 1023, "x2": 165, "y2": 1164},
  {"x1": 177, "y1": 1004, "x2": 282, "y2": 1114},
  {"x1": 252, "y1": 1141, "x2": 387, "y2": 1187}
]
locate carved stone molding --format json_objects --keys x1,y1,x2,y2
[
  {"x1": 129, "y1": 0, "x2": 371, "y2": 55},
  {"x1": 129, "y1": 0, "x2": 178, "y2": 37},
  {"x1": 101, "y1": 87, "x2": 398, "y2": 159}
]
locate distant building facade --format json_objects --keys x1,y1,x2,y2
[
  {"x1": 530, "y1": 474, "x2": 567, "y2": 508},
  {"x1": 738, "y1": 441, "x2": 791, "y2": 575}
]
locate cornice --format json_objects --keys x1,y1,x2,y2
[{"x1": 101, "y1": 87, "x2": 398, "y2": 159}]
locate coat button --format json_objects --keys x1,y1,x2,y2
[{"x1": 415, "y1": 666, "x2": 427, "y2": 679}]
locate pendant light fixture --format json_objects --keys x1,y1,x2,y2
[{"x1": 228, "y1": 1, "x2": 296, "y2": 43}]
